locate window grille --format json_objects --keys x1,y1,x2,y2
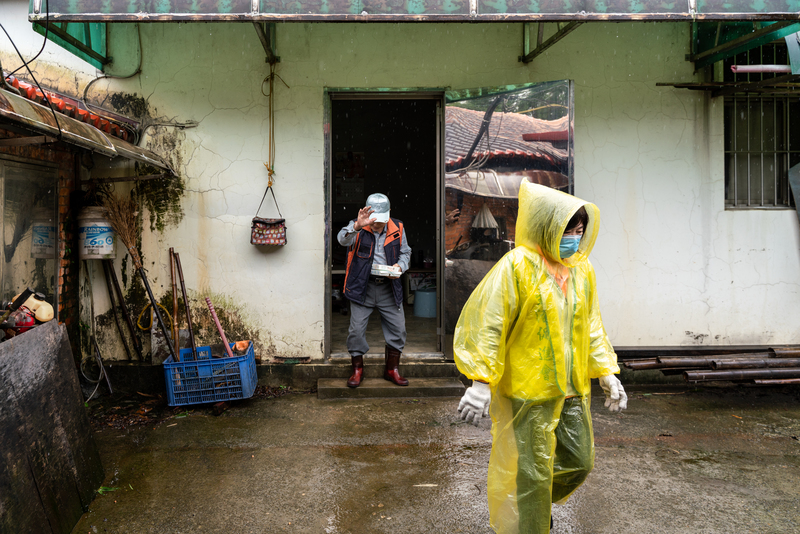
[{"x1": 723, "y1": 42, "x2": 799, "y2": 208}]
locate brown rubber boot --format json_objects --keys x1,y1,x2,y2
[
  {"x1": 384, "y1": 345, "x2": 409, "y2": 386},
  {"x1": 347, "y1": 355, "x2": 364, "y2": 388}
]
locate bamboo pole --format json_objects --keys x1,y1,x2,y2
[{"x1": 169, "y1": 248, "x2": 180, "y2": 359}]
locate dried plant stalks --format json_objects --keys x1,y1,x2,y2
[
  {"x1": 100, "y1": 192, "x2": 178, "y2": 362},
  {"x1": 101, "y1": 193, "x2": 142, "y2": 269}
]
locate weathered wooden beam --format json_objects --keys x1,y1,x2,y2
[
  {"x1": 657, "y1": 80, "x2": 800, "y2": 96},
  {"x1": 0, "y1": 135, "x2": 58, "y2": 147},
  {"x1": 82, "y1": 173, "x2": 171, "y2": 184},
  {"x1": 252, "y1": 22, "x2": 279, "y2": 65},
  {"x1": 712, "y1": 73, "x2": 800, "y2": 98}
]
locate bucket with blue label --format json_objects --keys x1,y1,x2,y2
[
  {"x1": 78, "y1": 206, "x2": 116, "y2": 260},
  {"x1": 31, "y1": 207, "x2": 56, "y2": 259}
]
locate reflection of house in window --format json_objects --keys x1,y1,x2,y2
[
  {"x1": 445, "y1": 106, "x2": 571, "y2": 258},
  {"x1": 471, "y1": 202, "x2": 499, "y2": 242},
  {"x1": 495, "y1": 217, "x2": 507, "y2": 240},
  {"x1": 444, "y1": 83, "x2": 573, "y2": 336},
  {"x1": 723, "y1": 42, "x2": 799, "y2": 209}
]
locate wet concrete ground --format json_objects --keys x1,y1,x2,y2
[{"x1": 73, "y1": 385, "x2": 800, "y2": 534}]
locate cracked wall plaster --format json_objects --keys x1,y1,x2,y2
[{"x1": 3, "y1": 6, "x2": 800, "y2": 354}]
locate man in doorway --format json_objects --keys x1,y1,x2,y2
[
  {"x1": 453, "y1": 180, "x2": 627, "y2": 533},
  {"x1": 338, "y1": 193, "x2": 412, "y2": 388}
]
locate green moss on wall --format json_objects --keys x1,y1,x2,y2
[
  {"x1": 133, "y1": 164, "x2": 185, "y2": 233},
  {"x1": 107, "y1": 92, "x2": 148, "y2": 120},
  {"x1": 121, "y1": 255, "x2": 129, "y2": 288},
  {"x1": 183, "y1": 293, "x2": 261, "y2": 354}
]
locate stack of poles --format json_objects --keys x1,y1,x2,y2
[
  {"x1": 102, "y1": 193, "x2": 177, "y2": 363},
  {"x1": 103, "y1": 193, "x2": 231, "y2": 365},
  {"x1": 623, "y1": 348, "x2": 800, "y2": 385},
  {"x1": 101, "y1": 259, "x2": 143, "y2": 361},
  {"x1": 170, "y1": 248, "x2": 180, "y2": 360},
  {"x1": 174, "y1": 251, "x2": 198, "y2": 361}
]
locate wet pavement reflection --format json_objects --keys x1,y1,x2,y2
[{"x1": 73, "y1": 385, "x2": 800, "y2": 533}]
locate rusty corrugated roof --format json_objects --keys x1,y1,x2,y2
[
  {"x1": 4, "y1": 75, "x2": 132, "y2": 142},
  {"x1": 0, "y1": 84, "x2": 173, "y2": 173},
  {"x1": 28, "y1": 0, "x2": 800, "y2": 21}
]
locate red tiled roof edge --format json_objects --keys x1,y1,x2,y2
[{"x1": 3, "y1": 74, "x2": 131, "y2": 142}]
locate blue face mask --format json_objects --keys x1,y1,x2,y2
[{"x1": 560, "y1": 235, "x2": 582, "y2": 259}]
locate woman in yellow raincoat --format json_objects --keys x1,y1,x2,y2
[{"x1": 454, "y1": 180, "x2": 627, "y2": 534}]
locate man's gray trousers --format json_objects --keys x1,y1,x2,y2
[{"x1": 347, "y1": 280, "x2": 406, "y2": 357}]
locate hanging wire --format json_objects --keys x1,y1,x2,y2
[
  {"x1": 9, "y1": 0, "x2": 50, "y2": 77},
  {"x1": 261, "y1": 62, "x2": 289, "y2": 187},
  {"x1": 0, "y1": 19, "x2": 62, "y2": 139},
  {"x1": 80, "y1": 351, "x2": 106, "y2": 402},
  {"x1": 455, "y1": 96, "x2": 507, "y2": 192},
  {"x1": 82, "y1": 23, "x2": 143, "y2": 143}
]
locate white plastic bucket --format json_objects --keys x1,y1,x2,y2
[
  {"x1": 78, "y1": 206, "x2": 116, "y2": 259},
  {"x1": 31, "y1": 207, "x2": 56, "y2": 259}
]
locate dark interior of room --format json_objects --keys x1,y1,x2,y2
[
  {"x1": 329, "y1": 98, "x2": 439, "y2": 354},
  {"x1": 330, "y1": 99, "x2": 438, "y2": 270}
]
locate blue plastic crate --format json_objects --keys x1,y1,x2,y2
[{"x1": 163, "y1": 342, "x2": 257, "y2": 406}]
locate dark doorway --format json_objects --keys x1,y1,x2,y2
[{"x1": 329, "y1": 97, "x2": 439, "y2": 356}]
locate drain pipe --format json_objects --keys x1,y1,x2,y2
[{"x1": 731, "y1": 65, "x2": 792, "y2": 73}]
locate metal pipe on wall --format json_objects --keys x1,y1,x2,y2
[
  {"x1": 684, "y1": 367, "x2": 800, "y2": 382},
  {"x1": 654, "y1": 357, "x2": 715, "y2": 368},
  {"x1": 711, "y1": 358, "x2": 800, "y2": 370},
  {"x1": 731, "y1": 65, "x2": 792, "y2": 73},
  {"x1": 623, "y1": 361, "x2": 664, "y2": 370}
]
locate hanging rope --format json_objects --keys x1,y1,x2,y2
[{"x1": 261, "y1": 62, "x2": 289, "y2": 187}]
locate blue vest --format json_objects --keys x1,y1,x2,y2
[{"x1": 344, "y1": 218, "x2": 404, "y2": 307}]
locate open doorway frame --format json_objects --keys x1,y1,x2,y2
[{"x1": 323, "y1": 90, "x2": 446, "y2": 360}]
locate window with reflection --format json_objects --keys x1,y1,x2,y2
[
  {"x1": 444, "y1": 81, "x2": 573, "y2": 335},
  {"x1": 0, "y1": 159, "x2": 59, "y2": 312}
]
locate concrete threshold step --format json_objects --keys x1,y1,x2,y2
[
  {"x1": 329, "y1": 352, "x2": 447, "y2": 361},
  {"x1": 317, "y1": 377, "x2": 466, "y2": 400}
]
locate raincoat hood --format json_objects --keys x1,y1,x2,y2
[{"x1": 515, "y1": 181, "x2": 600, "y2": 267}]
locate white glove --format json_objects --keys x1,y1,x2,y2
[
  {"x1": 458, "y1": 381, "x2": 491, "y2": 426},
  {"x1": 598, "y1": 374, "x2": 628, "y2": 412}
]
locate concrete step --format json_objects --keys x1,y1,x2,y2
[
  {"x1": 329, "y1": 352, "x2": 447, "y2": 361},
  {"x1": 259, "y1": 361, "x2": 462, "y2": 390},
  {"x1": 317, "y1": 377, "x2": 466, "y2": 399}
]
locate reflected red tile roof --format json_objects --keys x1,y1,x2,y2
[{"x1": 445, "y1": 106, "x2": 568, "y2": 170}]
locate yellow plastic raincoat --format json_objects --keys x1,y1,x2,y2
[{"x1": 454, "y1": 181, "x2": 620, "y2": 534}]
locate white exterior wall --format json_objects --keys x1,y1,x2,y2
[{"x1": 2, "y1": 3, "x2": 799, "y2": 358}]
